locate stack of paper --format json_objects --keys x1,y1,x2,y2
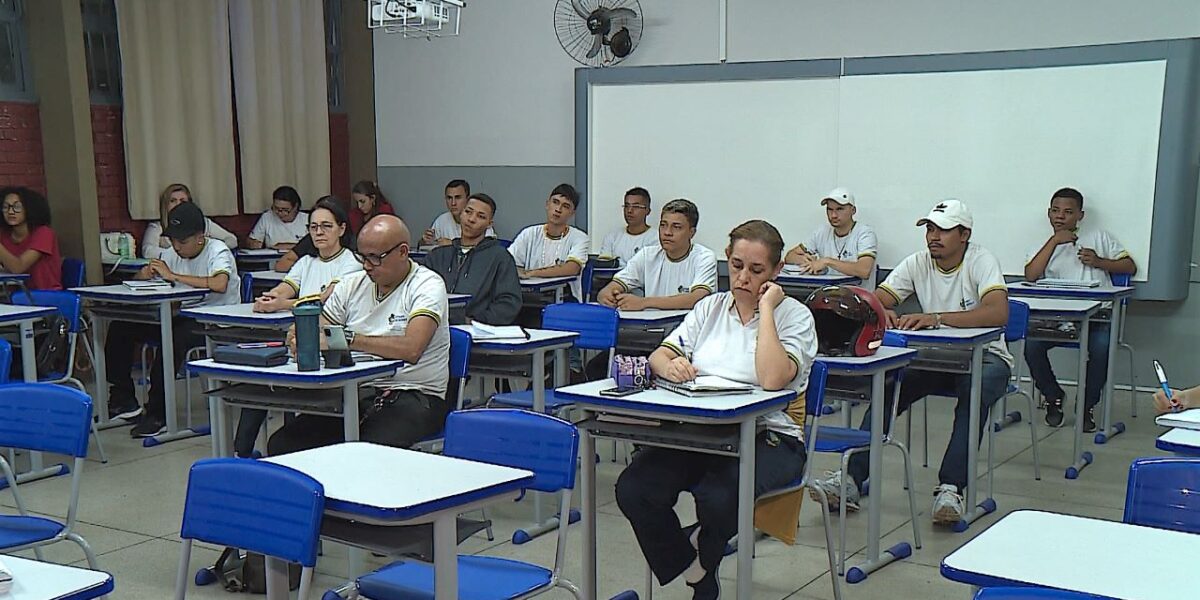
[
  {"x1": 1156, "y1": 408, "x2": 1200, "y2": 431},
  {"x1": 468, "y1": 321, "x2": 529, "y2": 340},
  {"x1": 123, "y1": 279, "x2": 172, "y2": 291},
  {"x1": 1036, "y1": 278, "x2": 1101, "y2": 288},
  {"x1": 657, "y1": 375, "x2": 754, "y2": 397},
  {"x1": 0, "y1": 556, "x2": 11, "y2": 593}
]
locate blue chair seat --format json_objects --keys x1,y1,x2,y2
[
  {"x1": 357, "y1": 553, "x2": 552, "y2": 600},
  {"x1": 0, "y1": 515, "x2": 66, "y2": 548},
  {"x1": 490, "y1": 390, "x2": 574, "y2": 412},
  {"x1": 809, "y1": 426, "x2": 871, "y2": 454}
]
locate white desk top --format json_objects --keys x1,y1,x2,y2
[
  {"x1": 266, "y1": 442, "x2": 533, "y2": 521},
  {"x1": 0, "y1": 554, "x2": 114, "y2": 599},
  {"x1": 0, "y1": 304, "x2": 54, "y2": 323},
  {"x1": 616, "y1": 308, "x2": 691, "y2": 324},
  {"x1": 1156, "y1": 428, "x2": 1200, "y2": 455},
  {"x1": 775, "y1": 271, "x2": 860, "y2": 285},
  {"x1": 248, "y1": 270, "x2": 287, "y2": 283},
  {"x1": 556, "y1": 378, "x2": 793, "y2": 421},
  {"x1": 520, "y1": 276, "x2": 575, "y2": 289},
  {"x1": 1007, "y1": 282, "x2": 1135, "y2": 299},
  {"x1": 72, "y1": 284, "x2": 208, "y2": 302},
  {"x1": 891, "y1": 326, "x2": 1003, "y2": 344},
  {"x1": 942, "y1": 510, "x2": 1200, "y2": 599},
  {"x1": 186, "y1": 357, "x2": 402, "y2": 384},
  {"x1": 816, "y1": 346, "x2": 919, "y2": 372},
  {"x1": 181, "y1": 302, "x2": 294, "y2": 326},
  {"x1": 446, "y1": 293, "x2": 470, "y2": 307},
  {"x1": 1018, "y1": 298, "x2": 1102, "y2": 314},
  {"x1": 236, "y1": 248, "x2": 285, "y2": 257},
  {"x1": 453, "y1": 325, "x2": 578, "y2": 349},
  {"x1": 0, "y1": 273, "x2": 29, "y2": 281}
]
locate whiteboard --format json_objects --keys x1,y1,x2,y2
[{"x1": 587, "y1": 60, "x2": 1166, "y2": 280}]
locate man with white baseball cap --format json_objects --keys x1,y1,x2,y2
[
  {"x1": 811, "y1": 198, "x2": 1011, "y2": 527},
  {"x1": 784, "y1": 187, "x2": 878, "y2": 286}
]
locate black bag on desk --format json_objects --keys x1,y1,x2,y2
[{"x1": 212, "y1": 345, "x2": 290, "y2": 367}]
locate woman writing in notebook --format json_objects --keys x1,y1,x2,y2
[
  {"x1": 1155, "y1": 386, "x2": 1200, "y2": 414},
  {"x1": 616, "y1": 219, "x2": 818, "y2": 600}
]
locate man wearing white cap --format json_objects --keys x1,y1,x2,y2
[
  {"x1": 811, "y1": 199, "x2": 1011, "y2": 526},
  {"x1": 785, "y1": 187, "x2": 878, "y2": 287}
]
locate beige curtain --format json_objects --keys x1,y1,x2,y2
[
  {"x1": 230, "y1": 0, "x2": 331, "y2": 213},
  {"x1": 116, "y1": 0, "x2": 238, "y2": 219}
]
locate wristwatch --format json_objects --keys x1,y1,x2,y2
[
  {"x1": 933, "y1": 313, "x2": 943, "y2": 327},
  {"x1": 345, "y1": 330, "x2": 356, "y2": 347}
]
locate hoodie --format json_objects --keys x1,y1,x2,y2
[{"x1": 423, "y1": 236, "x2": 522, "y2": 325}]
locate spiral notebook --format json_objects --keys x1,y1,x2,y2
[
  {"x1": 656, "y1": 375, "x2": 754, "y2": 397},
  {"x1": 1155, "y1": 408, "x2": 1200, "y2": 431}
]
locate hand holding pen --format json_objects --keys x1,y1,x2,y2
[
  {"x1": 1153, "y1": 360, "x2": 1183, "y2": 414},
  {"x1": 664, "y1": 337, "x2": 698, "y2": 383}
]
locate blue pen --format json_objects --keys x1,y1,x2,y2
[{"x1": 1154, "y1": 360, "x2": 1181, "y2": 412}]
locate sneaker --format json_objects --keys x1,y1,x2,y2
[
  {"x1": 130, "y1": 415, "x2": 166, "y2": 438},
  {"x1": 1082, "y1": 408, "x2": 1097, "y2": 433},
  {"x1": 1045, "y1": 397, "x2": 1065, "y2": 428},
  {"x1": 931, "y1": 483, "x2": 965, "y2": 526},
  {"x1": 687, "y1": 568, "x2": 720, "y2": 600},
  {"x1": 108, "y1": 402, "x2": 143, "y2": 422},
  {"x1": 809, "y1": 470, "x2": 860, "y2": 512}
]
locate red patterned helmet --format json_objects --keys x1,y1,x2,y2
[{"x1": 805, "y1": 285, "x2": 887, "y2": 357}]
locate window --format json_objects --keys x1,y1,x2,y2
[
  {"x1": 81, "y1": 0, "x2": 121, "y2": 104},
  {"x1": 0, "y1": 0, "x2": 32, "y2": 100},
  {"x1": 325, "y1": 0, "x2": 344, "y2": 112}
]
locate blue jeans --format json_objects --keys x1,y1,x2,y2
[
  {"x1": 847, "y1": 353, "x2": 1011, "y2": 492},
  {"x1": 1024, "y1": 321, "x2": 1110, "y2": 411}
]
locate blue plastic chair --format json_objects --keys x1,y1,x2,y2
[
  {"x1": 993, "y1": 300, "x2": 1040, "y2": 481},
  {"x1": 0, "y1": 383, "x2": 99, "y2": 567},
  {"x1": 412, "y1": 327, "x2": 474, "y2": 452},
  {"x1": 62, "y1": 257, "x2": 85, "y2": 288},
  {"x1": 176, "y1": 458, "x2": 326, "y2": 599},
  {"x1": 497, "y1": 239, "x2": 513, "y2": 249},
  {"x1": 580, "y1": 258, "x2": 596, "y2": 301},
  {"x1": 1123, "y1": 456, "x2": 1200, "y2": 534},
  {"x1": 0, "y1": 339, "x2": 9, "y2": 382},
  {"x1": 489, "y1": 303, "x2": 620, "y2": 415},
  {"x1": 973, "y1": 588, "x2": 1102, "y2": 599},
  {"x1": 349, "y1": 410, "x2": 580, "y2": 600},
  {"x1": 240, "y1": 272, "x2": 255, "y2": 303}
]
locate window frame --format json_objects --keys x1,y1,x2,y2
[
  {"x1": 80, "y1": 0, "x2": 121, "y2": 105},
  {"x1": 325, "y1": 0, "x2": 344, "y2": 113},
  {"x1": 0, "y1": 0, "x2": 35, "y2": 101}
]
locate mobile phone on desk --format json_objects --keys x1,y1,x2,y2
[
  {"x1": 600, "y1": 385, "x2": 641, "y2": 397},
  {"x1": 323, "y1": 325, "x2": 349, "y2": 351}
]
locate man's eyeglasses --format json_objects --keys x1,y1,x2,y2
[
  {"x1": 272, "y1": 205, "x2": 296, "y2": 215},
  {"x1": 308, "y1": 222, "x2": 337, "y2": 234},
  {"x1": 1, "y1": 204, "x2": 23, "y2": 214},
  {"x1": 354, "y1": 241, "x2": 407, "y2": 267},
  {"x1": 622, "y1": 203, "x2": 649, "y2": 211}
]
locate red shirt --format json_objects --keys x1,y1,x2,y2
[
  {"x1": 349, "y1": 201, "x2": 395, "y2": 234},
  {"x1": 1, "y1": 226, "x2": 63, "y2": 290}
]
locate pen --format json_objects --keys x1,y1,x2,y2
[
  {"x1": 1154, "y1": 360, "x2": 1181, "y2": 412},
  {"x1": 679, "y1": 337, "x2": 692, "y2": 361},
  {"x1": 238, "y1": 342, "x2": 284, "y2": 349}
]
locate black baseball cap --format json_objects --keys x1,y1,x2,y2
[{"x1": 164, "y1": 201, "x2": 206, "y2": 239}]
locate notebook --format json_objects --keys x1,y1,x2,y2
[
  {"x1": 1155, "y1": 408, "x2": 1200, "y2": 431},
  {"x1": 123, "y1": 279, "x2": 172, "y2": 291},
  {"x1": 1034, "y1": 278, "x2": 1101, "y2": 288},
  {"x1": 656, "y1": 375, "x2": 754, "y2": 397},
  {"x1": 467, "y1": 321, "x2": 530, "y2": 340},
  {"x1": 0, "y1": 557, "x2": 11, "y2": 593}
]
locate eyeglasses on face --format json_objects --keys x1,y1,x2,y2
[
  {"x1": 353, "y1": 241, "x2": 407, "y2": 266},
  {"x1": 308, "y1": 222, "x2": 338, "y2": 233},
  {"x1": 1, "y1": 204, "x2": 23, "y2": 213}
]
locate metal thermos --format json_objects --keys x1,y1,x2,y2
[{"x1": 293, "y1": 304, "x2": 322, "y2": 371}]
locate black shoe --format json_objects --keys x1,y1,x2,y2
[
  {"x1": 687, "y1": 568, "x2": 720, "y2": 600},
  {"x1": 108, "y1": 401, "x2": 143, "y2": 422},
  {"x1": 1045, "y1": 398, "x2": 1065, "y2": 428},
  {"x1": 130, "y1": 415, "x2": 166, "y2": 438},
  {"x1": 1082, "y1": 408, "x2": 1097, "y2": 433}
]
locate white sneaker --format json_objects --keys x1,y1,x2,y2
[
  {"x1": 931, "y1": 483, "x2": 965, "y2": 525},
  {"x1": 809, "y1": 470, "x2": 860, "y2": 512}
]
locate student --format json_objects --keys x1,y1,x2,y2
[
  {"x1": 267, "y1": 215, "x2": 450, "y2": 454},
  {"x1": 811, "y1": 200, "x2": 1010, "y2": 525},
  {"x1": 246, "y1": 186, "x2": 309, "y2": 250},
  {"x1": 348, "y1": 180, "x2": 394, "y2": 234},
  {"x1": 597, "y1": 186, "x2": 657, "y2": 266},
  {"x1": 142, "y1": 183, "x2": 238, "y2": 259},
  {"x1": 421, "y1": 179, "x2": 497, "y2": 246},
  {"x1": 1023, "y1": 187, "x2": 1136, "y2": 431},
  {"x1": 0, "y1": 187, "x2": 63, "y2": 290},
  {"x1": 1155, "y1": 386, "x2": 1200, "y2": 413},
  {"x1": 507, "y1": 183, "x2": 590, "y2": 303},
  {"x1": 616, "y1": 219, "x2": 815, "y2": 600},
  {"x1": 273, "y1": 196, "x2": 358, "y2": 273},
  {"x1": 106, "y1": 202, "x2": 240, "y2": 436},
  {"x1": 423, "y1": 193, "x2": 521, "y2": 325},
  {"x1": 785, "y1": 187, "x2": 878, "y2": 287}
]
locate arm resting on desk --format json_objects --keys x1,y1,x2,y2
[
  {"x1": 520, "y1": 260, "x2": 582, "y2": 279},
  {"x1": 938, "y1": 288, "x2": 1008, "y2": 329},
  {"x1": 347, "y1": 314, "x2": 438, "y2": 364},
  {"x1": 0, "y1": 245, "x2": 41, "y2": 275},
  {"x1": 819, "y1": 255, "x2": 875, "y2": 280}
]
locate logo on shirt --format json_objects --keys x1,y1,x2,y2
[
  {"x1": 387, "y1": 314, "x2": 407, "y2": 326},
  {"x1": 960, "y1": 298, "x2": 973, "y2": 310},
  {"x1": 677, "y1": 285, "x2": 687, "y2": 294}
]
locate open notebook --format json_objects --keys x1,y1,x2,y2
[
  {"x1": 657, "y1": 375, "x2": 754, "y2": 397},
  {"x1": 122, "y1": 279, "x2": 172, "y2": 291},
  {"x1": 1031, "y1": 278, "x2": 1101, "y2": 288},
  {"x1": 1156, "y1": 408, "x2": 1200, "y2": 431},
  {"x1": 465, "y1": 321, "x2": 530, "y2": 341}
]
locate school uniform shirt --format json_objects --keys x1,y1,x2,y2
[
  {"x1": 142, "y1": 218, "x2": 238, "y2": 260},
  {"x1": 611, "y1": 243, "x2": 718, "y2": 298},
  {"x1": 660, "y1": 292, "x2": 818, "y2": 441},
  {"x1": 1, "y1": 225, "x2": 62, "y2": 290},
  {"x1": 249, "y1": 210, "x2": 309, "y2": 248},
  {"x1": 282, "y1": 247, "x2": 362, "y2": 298},
  {"x1": 429, "y1": 211, "x2": 497, "y2": 241},
  {"x1": 598, "y1": 227, "x2": 658, "y2": 265},
  {"x1": 878, "y1": 243, "x2": 1014, "y2": 367},
  {"x1": 508, "y1": 224, "x2": 590, "y2": 300},
  {"x1": 805, "y1": 222, "x2": 878, "y2": 287},
  {"x1": 320, "y1": 263, "x2": 450, "y2": 399},
  {"x1": 1024, "y1": 228, "x2": 1129, "y2": 286},
  {"x1": 160, "y1": 240, "x2": 240, "y2": 308}
]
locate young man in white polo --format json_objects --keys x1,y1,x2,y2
[
  {"x1": 421, "y1": 179, "x2": 497, "y2": 246},
  {"x1": 597, "y1": 186, "x2": 657, "y2": 266},
  {"x1": 812, "y1": 199, "x2": 1011, "y2": 525},
  {"x1": 1024, "y1": 186, "x2": 1135, "y2": 431},
  {"x1": 785, "y1": 187, "x2": 878, "y2": 287},
  {"x1": 508, "y1": 183, "x2": 591, "y2": 303},
  {"x1": 269, "y1": 215, "x2": 451, "y2": 455}
]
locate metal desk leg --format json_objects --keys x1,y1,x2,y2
[
  {"x1": 513, "y1": 348, "x2": 579, "y2": 543},
  {"x1": 1096, "y1": 301, "x2": 1126, "y2": 443},
  {"x1": 343, "y1": 381, "x2": 366, "y2": 580},
  {"x1": 263, "y1": 556, "x2": 289, "y2": 600},
  {"x1": 433, "y1": 513, "x2": 459, "y2": 599},
  {"x1": 7, "y1": 321, "x2": 69, "y2": 486},
  {"x1": 735, "y1": 418, "x2": 756, "y2": 599},
  {"x1": 1066, "y1": 324, "x2": 1094, "y2": 478},
  {"x1": 580, "y1": 417, "x2": 598, "y2": 600},
  {"x1": 205, "y1": 338, "x2": 222, "y2": 458},
  {"x1": 959, "y1": 345, "x2": 997, "y2": 530},
  {"x1": 146, "y1": 302, "x2": 205, "y2": 446}
]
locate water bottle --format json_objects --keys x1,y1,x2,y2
[
  {"x1": 118, "y1": 234, "x2": 131, "y2": 259},
  {"x1": 293, "y1": 304, "x2": 322, "y2": 371}
]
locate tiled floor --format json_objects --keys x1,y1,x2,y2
[{"x1": 0, "y1": 379, "x2": 1162, "y2": 599}]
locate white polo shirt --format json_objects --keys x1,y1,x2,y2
[
  {"x1": 282, "y1": 247, "x2": 362, "y2": 298},
  {"x1": 162, "y1": 241, "x2": 240, "y2": 308},
  {"x1": 879, "y1": 243, "x2": 1013, "y2": 367},
  {"x1": 429, "y1": 211, "x2": 497, "y2": 241},
  {"x1": 321, "y1": 263, "x2": 450, "y2": 399},
  {"x1": 660, "y1": 292, "x2": 818, "y2": 441},
  {"x1": 805, "y1": 222, "x2": 878, "y2": 286},
  {"x1": 612, "y1": 243, "x2": 717, "y2": 298},
  {"x1": 508, "y1": 224, "x2": 591, "y2": 300},
  {"x1": 1024, "y1": 228, "x2": 1129, "y2": 286},
  {"x1": 598, "y1": 227, "x2": 657, "y2": 265},
  {"x1": 249, "y1": 210, "x2": 309, "y2": 248}
]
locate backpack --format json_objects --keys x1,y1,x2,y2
[
  {"x1": 212, "y1": 547, "x2": 302, "y2": 594},
  {"x1": 34, "y1": 314, "x2": 70, "y2": 379}
]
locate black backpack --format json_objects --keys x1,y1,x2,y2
[
  {"x1": 34, "y1": 314, "x2": 70, "y2": 379},
  {"x1": 211, "y1": 547, "x2": 302, "y2": 594}
]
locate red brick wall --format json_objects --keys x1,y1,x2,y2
[{"x1": 0, "y1": 102, "x2": 46, "y2": 196}]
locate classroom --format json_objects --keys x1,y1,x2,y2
[{"x1": 0, "y1": 1, "x2": 1198, "y2": 598}]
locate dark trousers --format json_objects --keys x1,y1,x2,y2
[
  {"x1": 847, "y1": 354, "x2": 1010, "y2": 492},
  {"x1": 615, "y1": 432, "x2": 806, "y2": 585},
  {"x1": 266, "y1": 388, "x2": 449, "y2": 456},
  {"x1": 1024, "y1": 321, "x2": 1110, "y2": 410},
  {"x1": 104, "y1": 316, "x2": 205, "y2": 419}
]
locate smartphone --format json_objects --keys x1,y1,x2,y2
[
  {"x1": 599, "y1": 385, "x2": 641, "y2": 398},
  {"x1": 323, "y1": 325, "x2": 349, "y2": 351}
]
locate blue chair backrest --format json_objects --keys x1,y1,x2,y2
[
  {"x1": 62, "y1": 258, "x2": 85, "y2": 288},
  {"x1": 1111, "y1": 273, "x2": 1131, "y2": 287},
  {"x1": 974, "y1": 587, "x2": 1100, "y2": 599},
  {"x1": 804, "y1": 361, "x2": 829, "y2": 417},
  {"x1": 581, "y1": 258, "x2": 596, "y2": 300},
  {"x1": 542, "y1": 302, "x2": 619, "y2": 351},
  {"x1": 1123, "y1": 456, "x2": 1200, "y2": 534},
  {"x1": 1006, "y1": 300, "x2": 1030, "y2": 343},
  {"x1": 240, "y1": 273, "x2": 255, "y2": 303},
  {"x1": 180, "y1": 458, "x2": 325, "y2": 567},
  {"x1": 497, "y1": 239, "x2": 513, "y2": 249},
  {"x1": 13, "y1": 290, "x2": 83, "y2": 333},
  {"x1": 0, "y1": 339, "x2": 10, "y2": 383},
  {"x1": 449, "y1": 327, "x2": 471, "y2": 380},
  {"x1": 444, "y1": 409, "x2": 579, "y2": 494},
  {"x1": 0, "y1": 383, "x2": 92, "y2": 457}
]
